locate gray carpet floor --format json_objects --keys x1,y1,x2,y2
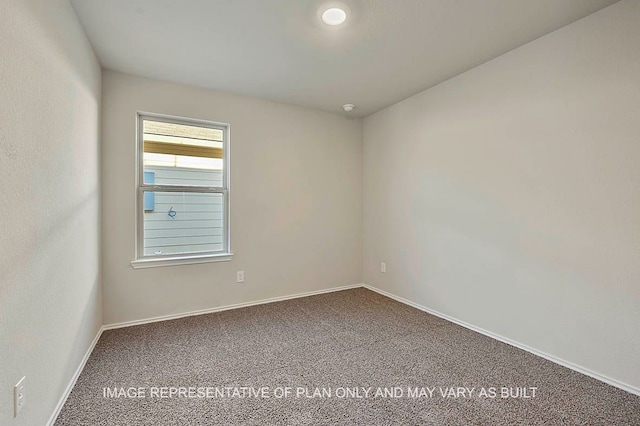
[{"x1": 55, "y1": 288, "x2": 640, "y2": 425}]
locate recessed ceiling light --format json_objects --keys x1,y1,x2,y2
[{"x1": 321, "y1": 7, "x2": 347, "y2": 26}]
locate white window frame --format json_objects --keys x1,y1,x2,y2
[{"x1": 131, "y1": 112, "x2": 232, "y2": 269}]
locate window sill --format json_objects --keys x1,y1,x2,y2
[{"x1": 131, "y1": 253, "x2": 233, "y2": 269}]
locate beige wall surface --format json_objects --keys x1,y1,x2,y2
[
  {"x1": 363, "y1": 0, "x2": 640, "y2": 390},
  {"x1": 101, "y1": 70, "x2": 362, "y2": 324},
  {"x1": 0, "y1": 0, "x2": 102, "y2": 424}
]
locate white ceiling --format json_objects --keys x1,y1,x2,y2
[{"x1": 70, "y1": 0, "x2": 617, "y2": 117}]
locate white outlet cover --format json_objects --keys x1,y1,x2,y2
[
  {"x1": 14, "y1": 376, "x2": 25, "y2": 417},
  {"x1": 236, "y1": 271, "x2": 245, "y2": 283},
  {"x1": 381, "y1": 262, "x2": 386, "y2": 273}
]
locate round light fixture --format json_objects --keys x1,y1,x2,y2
[
  {"x1": 343, "y1": 104, "x2": 355, "y2": 112},
  {"x1": 321, "y1": 7, "x2": 347, "y2": 26}
]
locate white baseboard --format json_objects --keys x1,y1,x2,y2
[
  {"x1": 46, "y1": 325, "x2": 105, "y2": 426},
  {"x1": 362, "y1": 283, "x2": 640, "y2": 397},
  {"x1": 48, "y1": 283, "x2": 363, "y2": 425},
  {"x1": 49, "y1": 281, "x2": 637, "y2": 426},
  {"x1": 103, "y1": 283, "x2": 364, "y2": 330}
]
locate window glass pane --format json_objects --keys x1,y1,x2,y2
[
  {"x1": 142, "y1": 120, "x2": 224, "y2": 185},
  {"x1": 142, "y1": 192, "x2": 224, "y2": 256}
]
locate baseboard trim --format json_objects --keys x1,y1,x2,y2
[
  {"x1": 48, "y1": 283, "x2": 363, "y2": 425},
  {"x1": 46, "y1": 325, "x2": 105, "y2": 426},
  {"x1": 50, "y1": 281, "x2": 637, "y2": 426},
  {"x1": 103, "y1": 283, "x2": 364, "y2": 330},
  {"x1": 362, "y1": 284, "x2": 640, "y2": 397}
]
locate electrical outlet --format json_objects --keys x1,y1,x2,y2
[
  {"x1": 14, "y1": 376, "x2": 25, "y2": 417},
  {"x1": 380, "y1": 262, "x2": 386, "y2": 273},
  {"x1": 236, "y1": 271, "x2": 245, "y2": 283}
]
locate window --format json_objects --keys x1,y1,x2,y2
[{"x1": 132, "y1": 113, "x2": 231, "y2": 268}]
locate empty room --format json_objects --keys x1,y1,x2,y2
[{"x1": 2, "y1": 0, "x2": 640, "y2": 424}]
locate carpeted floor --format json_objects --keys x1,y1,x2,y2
[{"x1": 55, "y1": 288, "x2": 640, "y2": 425}]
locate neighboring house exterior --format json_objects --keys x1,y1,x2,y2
[{"x1": 143, "y1": 166, "x2": 224, "y2": 256}]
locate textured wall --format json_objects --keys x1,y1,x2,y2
[
  {"x1": 101, "y1": 70, "x2": 362, "y2": 324},
  {"x1": 0, "y1": 0, "x2": 102, "y2": 424},
  {"x1": 363, "y1": 0, "x2": 640, "y2": 390}
]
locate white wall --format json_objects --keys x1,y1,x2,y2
[
  {"x1": 363, "y1": 0, "x2": 640, "y2": 391},
  {"x1": 102, "y1": 70, "x2": 362, "y2": 324},
  {"x1": 0, "y1": 0, "x2": 102, "y2": 424}
]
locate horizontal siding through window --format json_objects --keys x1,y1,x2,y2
[
  {"x1": 142, "y1": 165, "x2": 224, "y2": 256},
  {"x1": 145, "y1": 166, "x2": 223, "y2": 187},
  {"x1": 144, "y1": 243, "x2": 224, "y2": 256},
  {"x1": 144, "y1": 211, "x2": 223, "y2": 221},
  {"x1": 144, "y1": 220, "x2": 222, "y2": 230},
  {"x1": 144, "y1": 227, "x2": 224, "y2": 238}
]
